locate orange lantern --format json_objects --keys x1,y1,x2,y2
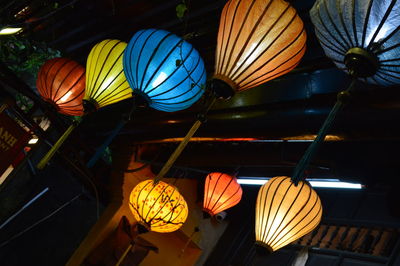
[
  {"x1": 129, "y1": 179, "x2": 188, "y2": 233},
  {"x1": 255, "y1": 176, "x2": 322, "y2": 252},
  {"x1": 203, "y1": 172, "x2": 243, "y2": 216},
  {"x1": 212, "y1": 0, "x2": 306, "y2": 97},
  {"x1": 37, "y1": 57, "x2": 85, "y2": 116}
]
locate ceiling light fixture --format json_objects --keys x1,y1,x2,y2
[{"x1": 238, "y1": 178, "x2": 363, "y2": 189}]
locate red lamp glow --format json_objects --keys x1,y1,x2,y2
[{"x1": 203, "y1": 172, "x2": 243, "y2": 216}]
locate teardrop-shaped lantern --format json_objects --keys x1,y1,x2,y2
[
  {"x1": 213, "y1": 0, "x2": 306, "y2": 97},
  {"x1": 129, "y1": 179, "x2": 188, "y2": 233},
  {"x1": 255, "y1": 176, "x2": 322, "y2": 253},
  {"x1": 84, "y1": 39, "x2": 132, "y2": 112},
  {"x1": 37, "y1": 57, "x2": 85, "y2": 116},
  {"x1": 310, "y1": 0, "x2": 400, "y2": 85},
  {"x1": 203, "y1": 172, "x2": 243, "y2": 216},
  {"x1": 123, "y1": 29, "x2": 206, "y2": 112}
]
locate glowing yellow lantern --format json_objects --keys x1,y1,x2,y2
[
  {"x1": 84, "y1": 39, "x2": 132, "y2": 112},
  {"x1": 255, "y1": 176, "x2": 322, "y2": 252},
  {"x1": 129, "y1": 179, "x2": 188, "y2": 233}
]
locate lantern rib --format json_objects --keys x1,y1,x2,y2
[
  {"x1": 226, "y1": 0, "x2": 275, "y2": 79},
  {"x1": 218, "y1": 0, "x2": 242, "y2": 77},
  {"x1": 266, "y1": 182, "x2": 307, "y2": 245},
  {"x1": 367, "y1": 0, "x2": 397, "y2": 49},
  {"x1": 90, "y1": 43, "x2": 124, "y2": 101},
  {"x1": 144, "y1": 184, "x2": 171, "y2": 224},
  {"x1": 361, "y1": 0, "x2": 374, "y2": 46},
  {"x1": 268, "y1": 184, "x2": 311, "y2": 248},
  {"x1": 273, "y1": 204, "x2": 322, "y2": 251},
  {"x1": 94, "y1": 72, "x2": 126, "y2": 104},
  {"x1": 98, "y1": 90, "x2": 132, "y2": 106},
  {"x1": 204, "y1": 174, "x2": 212, "y2": 210},
  {"x1": 39, "y1": 60, "x2": 56, "y2": 99},
  {"x1": 316, "y1": 6, "x2": 348, "y2": 52},
  {"x1": 381, "y1": 68, "x2": 400, "y2": 75},
  {"x1": 124, "y1": 29, "x2": 146, "y2": 90},
  {"x1": 53, "y1": 62, "x2": 78, "y2": 103},
  {"x1": 145, "y1": 43, "x2": 194, "y2": 96},
  {"x1": 134, "y1": 30, "x2": 155, "y2": 91},
  {"x1": 375, "y1": 25, "x2": 400, "y2": 47},
  {"x1": 138, "y1": 33, "x2": 174, "y2": 90},
  {"x1": 315, "y1": 31, "x2": 347, "y2": 55},
  {"x1": 239, "y1": 40, "x2": 306, "y2": 89},
  {"x1": 151, "y1": 66, "x2": 205, "y2": 106},
  {"x1": 259, "y1": 178, "x2": 285, "y2": 242},
  {"x1": 49, "y1": 60, "x2": 70, "y2": 101},
  {"x1": 212, "y1": 185, "x2": 242, "y2": 215},
  {"x1": 258, "y1": 178, "x2": 279, "y2": 242},
  {"x1": 216, "y1": 0, "x2": 234, "y2": 74},
  {"x1": 150, "y1": 56, "x2": 203, "y2": 99},
  {"x1": 337, "y1": 0, "x2": 355, "y2": 48},
  {"x1": 322, "y1": 0, "x2": 351, "y2": 48},
  {"x1": 230, "y1": 4, "x2": 293, "y2": 82},
  {"x1": 208, "y1": 175, "x2": 235, "y2": 214},
  {"x1": 376, "y1": 42, "x2": 400, "y2": 55},
  {"x1": 374, "y1": 72, "x2": 397, "y2": 85},
  {"x1": 88, "y1": 40, "x2": 112, "y2": 99},
  {"x1": 381, "y1": 57, "x2": 400, "y2": 63},
  {"x1": 56, "y1": 75, "x2": 85, "y2": 105},
  {"x1": 207, "y1": 173, "x2": 223, "y2": 211},
  {"x1": 222, "y1": 0, "x2": 258, "y2": 78},
  {"x1": 262, "y1": 180, "x2": 294, "y2": 244},
  {"x1": 351, "y1": 0, "x2": 359, "y2": 46},
  {"x1": 137, "y1": 181, "x2": 153, "y2": 223},
  {"x1": 153, "y1": 191, "x2": 184, "y2": 226},
  {"x1": 86, "y1": 41, "x2": 102, "y2": 96},
  {"x1": 54, "y1": 65, "x2": 83, "y2": 103}
]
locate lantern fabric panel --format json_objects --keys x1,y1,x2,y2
[
  {"x1": 203, "y1": 172, "x2": 243, "y2": 216},
  {"x1": 85, "y1": 39, "x2": 132, "y2": 109},
  {"x1": 214, "y1": 0, "x2": 307, "y2": 92},
  {"x1": 310, "y1": 0, "x2": 400, "y2": 86},
  {"x1": 123, "y1": 29, "x2": 206, "y2": 112},
  {"x1": 129, "y1": 180, "x2": 188, "y2": 233},
  {"x1": 255, "y1": 176, "x2": 322, "y2": 252},
  {"x1": 37, "y1": 58, "x2": 85, "y2": 116}
]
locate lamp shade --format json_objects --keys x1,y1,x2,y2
[
  {"x1": 310, "y1": 0, "x2": 400, "y2": 85},
  {"x1": 203, "y1": 172, "x2": 243, "y2": 216},
  {"x1": 129, "y1": 179, "x2": 188, "y2": 233},
  {"x1": 37, "y1": 58, "x2": 85, "y2": 116},
  {"x1": 213, "y1": 0, "x2": 306, "y2": 95},
  {"x1": 123, "y1": 29, "x2": 206, "y2": 112},
  {"x1": 255, "y1": 176, "x2": 322, "y2": 252},
  {"x1": 84, "y1": 39, "x2": 132, "y2": 112}
]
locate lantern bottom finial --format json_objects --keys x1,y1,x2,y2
[
  {"x1": 83, "y1": 99, "x2": 99, "y2": 114},
  {"x1": 210, "y1": 77, "x2": 235, "y2": 99},
  {"x1": 344, "y1": 47, "x2": 378, "y2": 78},
  {"x1": 255, "y1": 241, "x2": 273, "y2": 255},
  {"x1": 137, "y1": 223, "x2": 150, "y2": 234}
]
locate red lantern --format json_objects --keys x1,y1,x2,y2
[
  {"x1": 203, "y1": 172, "x2": 243, "y2": 216},
  {"x1": 37, "y1": 58, "x2": 85, "y2": 116}
]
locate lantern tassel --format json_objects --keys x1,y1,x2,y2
[
  {"x1": 86, "y1": 119, "x2": 126, "y2": 168},
  {"x1": 291, "y1": 79, "x2": 356, "y2": 184},
  {"x1": 37, "y1": 120, "x2": 80, "y2": 170}
]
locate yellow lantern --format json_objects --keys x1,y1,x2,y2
[
  {"x1": 255, "y1": 176, "x2": 322, "y2": 252},
  {"x1": 129, "y1": 179, "x2": 188, "y2": 233},
  {"x1": 84, "y1": 39, "x2": 132, "y2": 112}
]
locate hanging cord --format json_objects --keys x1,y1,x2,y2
[
  {"x1": 291, "y1": 79, "x2": 357, "y2": 185},
  {"x1": 154, "y1": 95, "x2": 216, "y2": 183}
]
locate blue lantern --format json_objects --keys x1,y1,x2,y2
[
  {"x1": 123, "y1": 29, "x2": 206, "y2": 112},
  {"x1": 310, "y1": 0, "x2": 400, "y2": 86}
]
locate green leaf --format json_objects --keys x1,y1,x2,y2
[{"x1": 176, "y1": 3, "x2": 187, "y2": 19}]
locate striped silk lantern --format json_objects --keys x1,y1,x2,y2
[
  {"x1": 84, "y1": 39, "x2": 132, "y2": 112},
  {"x1": 310, "y1": 0, "x2": 400, "y2": 84},
  {"x1": 36, "y1": 57, "x2": 85, "y2": 116},
  {"x1": 255, "y1": 176, "x2": 322, "y2": 253},
  {"x1": 129, "y1": 179, "x2": 188, "y2": 233},
  {"x1": 212, "y1": 0, "x2": 307, "y2": 98},
  {"x1": 123, "y1": 29, "x2": 206, "y2": 112},
  {"x1": 203, "y1": 172, "x2": 243, "y2": 216}
]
